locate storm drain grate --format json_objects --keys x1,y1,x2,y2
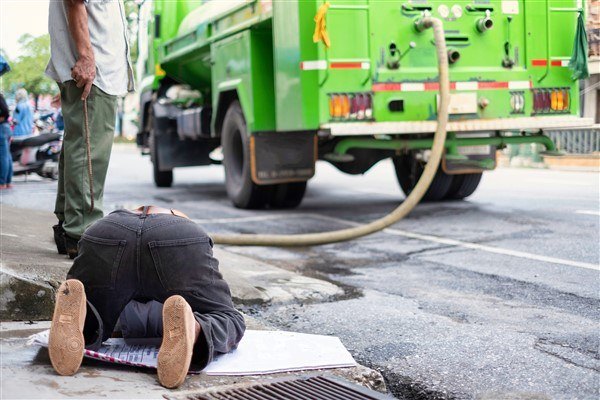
[{"x1": 180, "y1": 376, "x2": 392, "y2": 400}]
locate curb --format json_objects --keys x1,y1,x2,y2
[
  {"x1": 0, "y1": 267, "x2": 58, "y2": 321},
  {"x1": 497, "y1": 152, "x2": 600, "y2": 171},
  {"x1": 543, "y1": 153, "x2": 600, "y2": 171},
  {"x1": 215, "y1": 248, "x2": 343, "y2": 306}
]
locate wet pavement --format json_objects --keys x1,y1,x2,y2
[{"x1": 2, "y1": 144, "x2": 599, "y2": 399}]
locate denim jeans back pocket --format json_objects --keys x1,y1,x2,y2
[
  {"x1": 72, "y1": 235, "x2": 126, "y2": 289},
  {"x1": 148, "y1": 237, "x2": 216, "y2": 292}
]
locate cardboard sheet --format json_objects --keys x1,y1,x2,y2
[{"x1": 29, "y1": 329, "x2": 356, "y2": 376}]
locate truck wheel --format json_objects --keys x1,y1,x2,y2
[
  {"x1": 222, "y1": 101, "x2": 270, "y2": 209},
  {"x1": 270, "y1": 182, "x2": 307, "y2": 209},
  {"x1": 445, "y1": 173, "x2": 482, "y2": 200},
  {"x1": 150, "y1": 129, "x2": 173, "y2": 188},
  {"x1": 392, "y1": 155, "x2": 453, "y2": 201}
]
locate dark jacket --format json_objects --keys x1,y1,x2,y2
[{"x1": 0, "y1": 94, "x2": 9, "y2": 122}]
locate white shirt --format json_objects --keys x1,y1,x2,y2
[{"x1": 45, "y1": 0, "x2": 135, "y2": 96}]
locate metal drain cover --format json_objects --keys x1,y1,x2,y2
[{"x1": 174, "y1": 375, "x2": 392, "y2": 400}]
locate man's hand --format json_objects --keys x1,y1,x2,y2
[
  {"x1": 65, "y1": 0, "x2": 95, "y2": 100},
  {"x1": 71, "y1": 55, "x2": 95, "y2": 100}
]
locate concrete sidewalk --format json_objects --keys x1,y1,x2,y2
[
  {"x1": 1, "y1": 320, "x2": 386, "y2": 399},
  {"x1": 0, "y1": 206, "x2": 386, "y2": 398}
]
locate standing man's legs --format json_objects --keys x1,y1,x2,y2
[{"x1": 54, "y1": 81, "x2": 116, "y2": 257}]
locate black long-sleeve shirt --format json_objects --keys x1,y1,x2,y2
[{"x1": 0, "y1": 94, "x2": 9, "y2": 122}]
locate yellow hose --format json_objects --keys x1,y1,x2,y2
[{"x1": 212, "y1": 17, "x2": 449, "y2": 246}]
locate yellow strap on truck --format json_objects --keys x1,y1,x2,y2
[{"x1": 313, "y1": 2, "x2": 331, "y2": 48}]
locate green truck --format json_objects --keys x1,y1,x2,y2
[{"x1": 137, "y1": 0, "x2": 592, "y2": 209}]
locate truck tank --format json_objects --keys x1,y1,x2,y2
[{"x1": 159, "y1": 0, "x2": 253, "y2": 95}]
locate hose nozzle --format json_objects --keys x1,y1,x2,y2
[
  {"x1": 448, "y1": 49, "x2": 461, "y2": 64},
  {"x1": 476, "y1": 16, "x2": 494, "y2": 32},
  {"x1": 414, "y1": 15, "x2": 434, "y2": 32}
]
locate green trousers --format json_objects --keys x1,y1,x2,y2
[{"x1": 55, "y1": 81, "x2": 117, "y2": 239}]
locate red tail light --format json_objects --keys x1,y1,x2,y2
[
  {"x1": 329, "y1": 93, "x2": 373, "y2": 121},
  {"x1": 532, "y1": 88, "x2": 570, "y2": 114}
]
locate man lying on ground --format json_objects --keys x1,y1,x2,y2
[{"x1": 48, "y1": 206, "x2": 246, "y2": 388}]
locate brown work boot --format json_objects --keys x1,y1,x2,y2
[
  {"x1": 157, "y1": 295, "x2": 197, "y2": 389},
  {"x1": 48, "y1": 279, "x2": 87, "y2": 376}
]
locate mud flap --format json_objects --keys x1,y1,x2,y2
[{"x1": 250, "y1": 132, "x2": 317, "y2": 184}]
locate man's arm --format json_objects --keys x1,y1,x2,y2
[{"x1": 64, "y1": 0, "x2": 95, "y2": 100}]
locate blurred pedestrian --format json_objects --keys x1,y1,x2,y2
[
  {"x1": 46, "y1": 0, "x2": 134, "y2": 258},
  {"x1": 0, "y1": 93, "x2": 13, "y2": 189},
  {"x1": 51, "y1": 94, "x2": 65, "y2": 132},
  {"x1": 12, "y1": 88, "x2": 34, "y2": 137}
]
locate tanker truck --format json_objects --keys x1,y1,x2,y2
[{"x1": 137, "y1": 0, "x2": 592, "y2": 209}]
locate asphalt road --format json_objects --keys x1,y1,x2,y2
[{"x1": 2, "y1": 144, "x2": 599, "y2": 399}]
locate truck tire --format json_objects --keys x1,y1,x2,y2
[
  {"x1": 392, "y1": 154, "x2": 453, "y2": 201},
  {"x1": 269, "y1": 182, "x2": 307, "y2": 209},
  {"x1": 222, "y1": 101, "x2": 270, "y2": 209},
  {"x1": 445, "y1": 173, "x2": 482, "y2": 200},
  {"x1": 150, "y1": 129, "x2": 173, "y2": 188}
]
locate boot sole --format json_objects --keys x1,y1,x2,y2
[
  {"x1": 157, "y1": 295, "x2": 195, "y2": 389},
  {"x1": 48, "y1": 279, "x2": 86, "y2": 376}
]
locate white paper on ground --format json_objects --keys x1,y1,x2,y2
[
  {"x1": 204, "y1": 330, "x2": 356, "y2": 375},
  {"x1": 28, "y1": 329, "x2": 356, "y2": 376}
]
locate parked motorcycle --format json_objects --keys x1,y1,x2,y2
[{"x1": 10, "y1": 119, "x2": 62, "y2": 180}]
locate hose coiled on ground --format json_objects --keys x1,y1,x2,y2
[{"x1": 212, "y1": 17, "x2": 449, "y2": 246}]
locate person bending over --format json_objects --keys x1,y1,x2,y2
[{"x1": 47, "y1": 206, "x2": 245, "y2": 388}]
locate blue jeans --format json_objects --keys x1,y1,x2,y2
[{"x1": 0, "y1": 123, "x2": 13, "y2": 185}]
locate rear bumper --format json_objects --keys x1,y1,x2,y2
[{"x1": 322, "y1": 116, "x2": 595, "y2": 136}]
